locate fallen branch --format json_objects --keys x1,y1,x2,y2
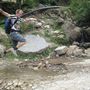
[{"x1": 21, "y1": 6, "x2": 61, "y2": 18}]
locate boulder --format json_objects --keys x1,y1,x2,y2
[
  {"x1": 18, "y1": 35, "x2": 49, "y2": 53},
  {"x1": 54, "y1": 46, "x2": 68, "y2": 56},
  {"x1": 85, "y1": 48, "x2": 90, "y2": 57},
  {"x1": 86, "y1": 27, "x2": 90, "y2": 35},
  {"x1": 62, "y1": 21, "x2": 81, "y2": 43},
  {"x1": 0, "y1": 44, "x2": 6, "y2": 57},
  {"x1": 0, "y1": 27, "x2": 7, "y2": 38},
  {"x1": 66, "y1": 45, "x2": 84, "y2": 57}
]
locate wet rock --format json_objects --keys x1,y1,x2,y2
[
  {"x1": 66, "y1": 45, "x2": 84, "y2": 57},
  {"x1": 18, "y1": 35, "x2": 49, "y2": 53},
  {"x1": 55, "y1": 46, "x2": 68, "y2": 56}
]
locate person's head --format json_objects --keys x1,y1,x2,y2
[{"x1": 15, "y1": 9, "x2": 23, "y2": 17}]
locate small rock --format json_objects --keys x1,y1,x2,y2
[
  {"x1": 0, "y1": 80, "x2": 3, "y2": 84},
  {"x1": 57, "y1": 35, "x2": 64, "y2": 38},
  {"x1": 33, "y1": 67, "x2": 39, "y2": 70},
  {"x1": 55, "y1": 46, "x2": 68, "y2": 56},
  {"x1": 41, "y1": 20, "x2": 45, "y2": 24},
  {"x1": 7, "y1": 81, "x2": 13, "y2": 86},
  {"x1": 66, "y1": 45, "x2": 84, "y2": 57},
  {"x1": 0, "y1": 44, "x2": 6, "y2": 57},
  {"x1": 35, "y1": 22, "x2": 42, "y2": 28},
  {"x1": 85, "y1": 48, "x2": 90, "y2": 57},
  {"x1": 51, "y1": 31, "x2": 60, "y2": 34},
  {"x1": 24, "y1": 59, "x2": 28, "y2": 61},
  {"x1": 14, "y1": 58, "x2": 19, "y2": 61},
  {"x1": 44, "y1": 25, "x2": 50, "y2": 29},
  {"x1": 18, "y1": 81, "x2": 23, "y2": 86},
  {"x1": 13, "y1": 79, "x2": 19, "y2": 87}
]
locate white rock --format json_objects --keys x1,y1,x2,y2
[
  {"x1": 18, "y1": 81, "x2": 23, "y2": 86},
  {"x1": 57, "y1": 35, "x2": 64, "y2": 38},
  {"x1": 14, "y1": 58, "x2": 19, "y2": 61},
  {"x1": 85, "y1": 48, "x2": 90, "y2": 57},
  {"x1": 13, "y1": 79, "x2": 18, "y2": 87},
  {"x1": 35, "y1": 22, "x2": 42, "y2": 28},
  {"x1": 55, "y1": 46, "x2": 68, "y2": 55},
  {"x1": 24, "y1": 59, "x2": 28, "y2": 61},
  {"x1": 44, "y1": 25, "x2": 50, "y2": 29},
  {"x1": 33, "y1": 67, "x2": 39, "y2": 70},
  {"x1": 51, "y1": 31, "x2": 60, "y2": 34},
  {"x1": 41, "y1": 20, "x2": 45, "y2": 24},
  {"x1": 7, "y1": 81, "x2": 12, "y2": 86}
]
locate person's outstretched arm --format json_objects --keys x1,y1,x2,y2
[{"x1": 0, "y1": 8, "x2": 11, "y2": 18}]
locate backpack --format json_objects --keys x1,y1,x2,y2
[{"x1": 5, "y1": 16, "x2": 18, "y2": 34}]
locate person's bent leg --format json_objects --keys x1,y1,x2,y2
[
  {"x1": 10, "y1": 32, "x2": 26, "y2": 50},
  {"x1": 16, "y1": 41, "x2": 26, "y2": 49}
]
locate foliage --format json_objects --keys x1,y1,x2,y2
[
  {"x1": 38, "y1": 0, "x2": 69, "y2": 5},
  {"x1": 69, "y1": 0, "x2": 90, "y2": 27},
  {"x1": 0, "y1": 2, "x2": 17, "y2": 13},
  {"x1": 20, "y1": 22, "x2": 34, "y2": 33},
  {"x1": 23, "y1": 0, "x2": 39, "y2": 8},
  {"x1": 6, "y1": 47, "x2": 54, "y2": 61}
]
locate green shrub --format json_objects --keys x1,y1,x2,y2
[
  {"x1": 69, "y1": 0, "x2": 90, "y2": 26},
  {"x1": 24, "y1": 0, "x2": 39, "y2": 8}
]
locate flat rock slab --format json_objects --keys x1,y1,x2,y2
[{"x1": 18, "y1": 35, "x2": 49, "y2": 53}]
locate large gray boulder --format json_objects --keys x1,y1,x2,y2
[
  {"x1": 18, "y1": 35, "x2": 49, "y2": 53},
  {"x1": 62, "y1": 21, "x2": 81, "y2": 43}
]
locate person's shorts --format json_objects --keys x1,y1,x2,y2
[{"x1": 10, "y1": 32, "x2": 26, "y2": 49}]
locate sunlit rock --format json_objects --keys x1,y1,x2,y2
[
  {"x1": 54, "y1": 46, "x2": 68, "y2": 56},
  {"x1": 18, "y1": 35, "x2": 49, "y2": 53}
]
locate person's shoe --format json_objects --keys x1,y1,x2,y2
[{"x1": 10, "y1": 48, "x2": 18, "y2": 56}]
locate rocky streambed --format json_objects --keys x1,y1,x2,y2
[{"x1": 0, "y1": 56, "x2": 90, "y2": 90}]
